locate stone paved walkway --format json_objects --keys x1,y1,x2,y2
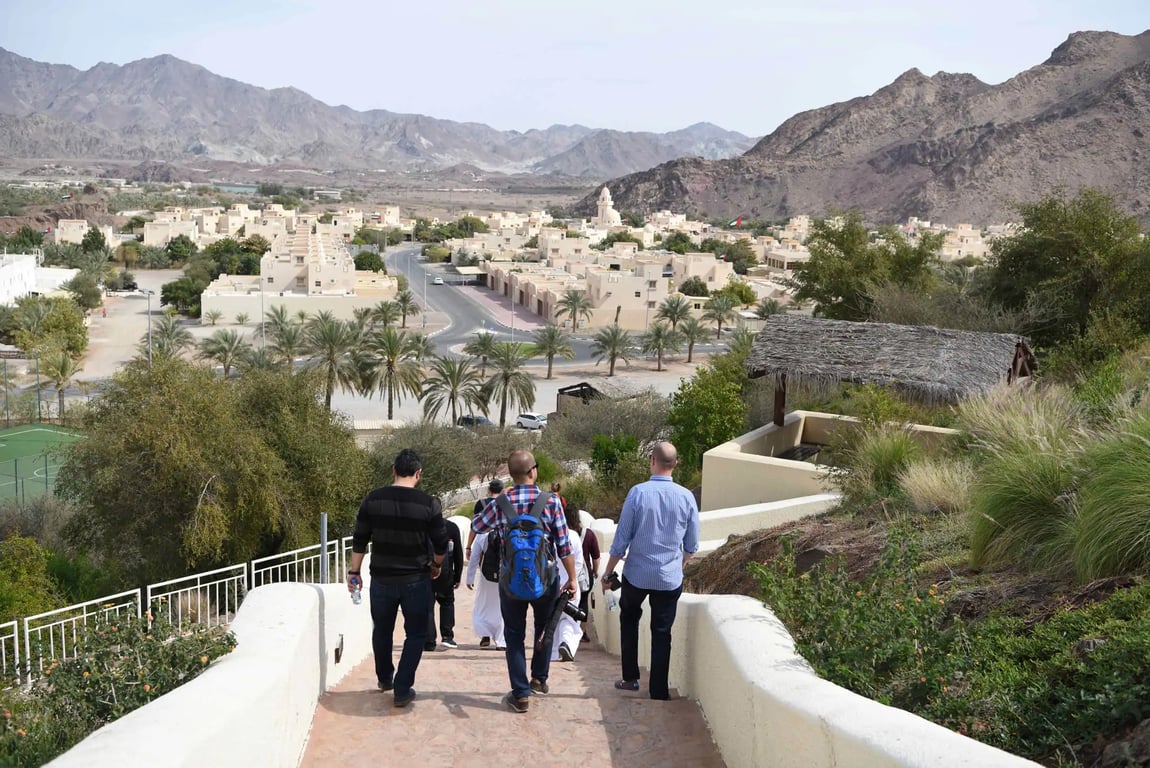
[{"x1": 301, "y1": 587, "x2": 725, "y2": 768}]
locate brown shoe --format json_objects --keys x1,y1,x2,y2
[
  {"x1": 480, "y1": 636, "x2": 491, "y2": 648},
  {"x1": 503, "y1": 692, "x2": 529, "y2": 713}
]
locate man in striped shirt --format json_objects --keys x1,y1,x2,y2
[
  {"x1": 472, "y1": 450, "x2": 578, "y2": 713},
  {"x1": 348, "y1": 448, "x2": 448, "y2": 708},
  {"x1": 601, "y1": 441, "x2": 700, "y2": 700}
]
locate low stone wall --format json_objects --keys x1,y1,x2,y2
[{"x1": 48, "y1": 580, "x2": 375, "y2": 768}]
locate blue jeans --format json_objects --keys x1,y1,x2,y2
[
  {"x1": 499, "y1": 577, "x2": 560, "y2": 699},
  {"x1": 370, "y1": 578, "x2": 433, "y2": 698},
  {"x1": 620, "y1": 576, "x2": 682, "y2": 700}
]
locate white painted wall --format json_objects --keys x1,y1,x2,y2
[{"x1": 48, "y1": 577, "x2": 375, "y2": 768}]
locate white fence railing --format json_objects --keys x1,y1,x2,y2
[
  {"x1": 251, "y1": 541, "x2": 342, "y2": 588},
  {"x1": 147, "y1": 564, "x2": 248, "y2": 629},
  {"x1": 22, "y1": 589, "x2": 142, "y2": 675},
  {"x1": 0, "y1": 620, "x2": 18, "y2": 682},
  {"x1": 6, "y1": 536, "x2": 359, "y2": 682}
]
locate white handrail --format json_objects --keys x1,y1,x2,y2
[
  {"x1": 0, "y1": 620, "x2": 18, "y2": 682},
  {"x1": 23, "y1": 589, "x2": 141, "y2": 675},
  {"x1": 147, "y1": 564, "x2": 248, "y2": 629}
]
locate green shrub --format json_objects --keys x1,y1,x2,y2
[
  {"x1": 0, "y1": 613, "x2": 235, "y2": 766},
  {"x1": 1074, "y1": 413, "x2": 1150, "y2": 580},
  {"x1": 850, "y1": 427, "x2": 924, "y2": 498},
  {"x1": 533, "y1": 451, "x2": 560, "y2": 487}
]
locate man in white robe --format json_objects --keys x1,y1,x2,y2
[
  {"x1": 550, "y1": 528, "x2": 588, "y2": 662},
  {"x1": 465, "y1": 530, "x2": 505, "y2": 649}
]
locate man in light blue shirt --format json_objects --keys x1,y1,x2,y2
[{"x1": 600, "y1": 441, "x2": 700, "y2": 700}]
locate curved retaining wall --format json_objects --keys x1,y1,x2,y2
[{"x1": 588, "y1": 507, "x2": 1041, "y2": 768}]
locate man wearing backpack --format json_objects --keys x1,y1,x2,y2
[{"x1": 471, "y1": 450, "x2": 577, "y2": 713}]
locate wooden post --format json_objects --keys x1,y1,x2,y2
[{"x1": 773, "y1": 372, "x2": 787, "y2": 427}]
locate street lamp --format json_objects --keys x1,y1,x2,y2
[
  {"x1": 422, "y1": 270, "x2": 427, "y2": 329},
  {"x1": 145, "y1": 290, "x2": 154, "y2": 368}
]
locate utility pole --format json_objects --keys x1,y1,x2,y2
[
  {"x1": 146, "y1": 290, "x2": 153, "y2": 368},
  {"x1": 422, "y1": 270, "x2": 427, "y2": 329}
]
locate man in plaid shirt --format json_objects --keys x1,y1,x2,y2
[{"x1": 472, "y1": 450, "x2": 578, "y2": 713}]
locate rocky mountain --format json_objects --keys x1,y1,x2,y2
[
  {"x1": 0, "y1": 48, "x2": 754, "y2": 179},
  {"x1": 578, "y1": 30, "x2": 1150, "y2": 224}
]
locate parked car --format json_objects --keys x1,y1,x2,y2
[
  {"x1": 432, "y1": 276, "x2": 444, "y2": 285},
  {"x1": 514, "y1": 412, "x2": 548, "y2": 430},
  {"x1": 457, "y1": 414, "x2": 494, "y2": 428}
]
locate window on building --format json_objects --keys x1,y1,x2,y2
[
  {"x1": 266, "y1": 277, "x2": 274, "y2": 285},
  {"x1": 296, "y1": 257, "x2": 304, "y2": 265},
  {"x1": 296, "y1": 277, "x2": 305, "y2": 288},
  {"x1": 648, "y1": 280, "x2": 657, "y2": 289},
  {"x1": 314, "y1": 280, "x2": 321, "y2": 288},
  {"x1": 634, "y1": 291, "x2": 641, "y2": 298},
  {"x1": 647, "y1": 301, "x2": 656, "y2": 309}
]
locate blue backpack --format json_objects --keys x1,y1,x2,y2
[{"x1": 496, "y1": 492, "x2": 557, "y2": 601}]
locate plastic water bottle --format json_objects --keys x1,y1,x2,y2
[
  {"x1": 350, "y1": 576, "x2": 363, "y2": 605},
  {"x1": 606, "y1": 591, "x2": 619, "y2": 613}
]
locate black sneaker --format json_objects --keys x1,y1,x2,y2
[
  {"x1": 442, "y1": 638, "x2": 458, "y2": 649},
  {"x1": 424, "y1": 643, "x2": 437, "y2": 652},
  {"x1": 504, "y1": 692, "x2": 529, "y2": 713},
  {"x1": 480, "y1": 636, "x2": 491, "y2": 648},
  {"x1": 378, "y1": 681, "x2": 393, "y2": 692},
  {"x1": 530, "y1": 678, "x2": 549, "y2": 695},
  {"x1": 558, "y1": 642, "x2": 574, "y2": 662},
  {"x1": 394, "y1": 689, "x2": 417, "y2": 708}
]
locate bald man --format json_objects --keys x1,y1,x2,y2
[{"x1": 600, "y1": 441, "x2": 700, "y2": 700}]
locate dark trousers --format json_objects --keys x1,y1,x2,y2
[
  {"x1": 620, "y1": 575, "x2": 683, "y2": 700},
  {"x1": 499, "y1": 576, "x2": 560, "y2": 699},
  {"x1": 427, "y1": 582, "x2": 456, "y2": 643},
  {"x1": 370, "y1": 578, "x2": 432, "y2": 698}
]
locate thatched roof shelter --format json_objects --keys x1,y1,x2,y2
[{"x1": 746, "y1": 315, "x2": 1034, "y2": 425}]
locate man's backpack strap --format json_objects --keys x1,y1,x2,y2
[
  {"x1": 529, "y1": 491, "x2": 552, "y2": 523},
  {"x1": 495, "y1": 493, "x2": 514, "y2": 520}
]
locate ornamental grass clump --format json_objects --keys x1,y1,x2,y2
[
  {"x1": 959, "y1": 384, "x2": 1090, "y2": 572},
  {"x1": 1074, "y1": 413, "x2": 1150, "y2": 581},
  {"x1": 837, "y1": 425, "x2": 924, "y2": 503},
  {"x1": 898, "y1": 458, "x2": 974, "y2": 517}
]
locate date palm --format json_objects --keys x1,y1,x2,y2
[
  {"x1": 362, "y1": 327, "x2": 424, "y2": 420},
  {"x1": 204, "y1": 309, "x2": 224, "y2": 326},
  {"x1": 302, "y1": 310, "x2": 359, "y2": 410},
  {"x1": 591, "y1": 324, "x2": 633, "y2": 377},
  {"x1": 143, "y1": 314, "x2": 194, "y2": 361},
  {"x1": 640, "y1": 321, "x2": 684, "y2": 372},
  {"x1": 394, "y1": 290, "x2": 421, "y2": 329},
  {"x1": 531, "y1": 325, "x2": 574, "y2": 379},
  {"x1": 39, "y1": 348, "x2": 82, "y2": 425},
  {"x1": 755, "y1": 297, "x2": 786, "y2": 319},
  {"x1": 372, "y1": 300, "x2": 401, "y2": 329},
  {"x1": 554, "y1": 288, "x2": 594, "y2": 329},
  {"x1": 406, "y1": 333, "x2": 437, "y2": 363},
  {"x1": 703, "y1": 294, "x2": 737, "y2": 339},
  {"x1": 198, "y1": 328, "x2": 251, "y2": 378},
  {"x1": 655, "y1": 295, "x2": 692, "y2": 331},
  {"x1": 679, "y1": 316, "x2": 708, "y2": 363},
  {"x1": 463, "y1": 331, "x2": 499, "y2": 377},
  {"x1": 486, "y1": 342, "x2": 535, "y2": 428},
  {"x1": 268, "y1": 320, "x2": 305, "y2": 371},
  {"x1": 236, "y1": 346, "x2": 279, "y2": 374},
  {"x1": 728, "y1": 327, "x2": 756, "y2": 359},
  {"x1": 421, "y1": 356, "x2": 487, "y2": 424},
  {"x1": 235, "y1": 312, "x2": 250, "y2": 326},
  {"x1": 264, "y1": 304, "x2": 292, "y2": 336}
]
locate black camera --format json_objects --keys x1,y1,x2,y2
[
  {"x1": 561, "y1": 599, "x2": 588, "y2": 622},
  {"x1": 605, "y1": 571, "x2": 622, "y2": 591}
]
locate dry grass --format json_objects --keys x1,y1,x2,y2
[{"x1": 898, "y1": 458, "x2": 974, "y2": 516}]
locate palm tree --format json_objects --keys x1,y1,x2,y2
[
  {"x1": 264, "y1": 304, "x2": 292, "y2": 336},
  {"x1": 394, "y1": 290, "x2": 421, "y2": 329},
  {"x1": 204, "y1": 309, "x2": 224, "y2": 326},
  {"x1": 420, "y1": 356, "x2": 486, "y2": 424},
  {"x1": 302, "y1": 311, "x2": 359, "y2": 410},
  {"x1": 144, "y1": 315, "x2": 194, "y2": 361},
  {"x1": 40, "y1": 348, "x2": 82, "y2": 424},
  {"x1": 486, "y1": 342, "x2": 535, "y2": 427},
  {"x1": 406, "y1": 333, "x2": 437, "y2": 364},
  {"x1": 655, "y1": 295, "x2": 692, "y2": 331},
  {"x1": 351, "y1": 306, "x2": 374, "y2": 331},
  {"x1": 371, "y1": 300, "x2": 401, "y2": 329},
  {"x1": 463, "y1": 331, "x2": 499, "y2": 377},
  {"x1": 235, "y1": 312, "x2": 250, "y2": 326},
  {"x1": 19, "y1": 301, "x2": 52, "y2": 338},
  {"x1": 703, "y1": 294, "x2": 738, "y2": 339},
  {"x1": 679, "y1": 316, "x2": 708, "y2": 363},
  {"x1": 530, "y1": 325, "x2": 574, "y2": 380},
  {"x1": 640, "y1": 321, "x2": 684, "y2": 372},
  {"x1": 198, "y1": 329, "x2": 251, "y2": 378},
  {"x1": 363, "y1": 327, "x2": 424, "y2": 420},
  {"x1": 554, "y1": 288, "x2": 594, "y2": 329},
  {"x1": 591, "y1": 324, "x2": 633, "y2": 377},
  {"x1": 268, "y1": 321, "x2": 305, "y2": 371},
  {"x1": 755, "y1": 297, "x2": 786, "y2": 319},
  {"x1": 236, "y1": 346, "x2": 280, "y2": 374},
  {"x1": 728, "y1": 327, "x2": 756, "y2": 359}
]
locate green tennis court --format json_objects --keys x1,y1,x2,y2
[{"x1": 0, "y1": 425, "x2": 82, "y2": 501}]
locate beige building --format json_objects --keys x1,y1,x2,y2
[
  {"x1": 54, "y1": 219, "x2": 91, "y2": 246},
  {"x1": 939, "y1": 224, "x2": 990, "y2": 261},
  {"x1": 591, "y1": 187, "x2": 623, "y2": 228}
]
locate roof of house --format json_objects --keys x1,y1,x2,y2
[
  {"x1": 744, "y1": 314, "x2": 1030, "y2": 403},
  {"x1": 556, "y1": 376, "x2": 651, "y2": 400}
]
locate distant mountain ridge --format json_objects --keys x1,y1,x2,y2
[
  {"x1": 578, "y1": 29, "x2": 1150, "y2": 225},
  {"x1": 0, "y1": 48, "x2": 756, "y2": 178}
]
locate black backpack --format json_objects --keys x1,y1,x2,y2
[{"x1": 480, "y1": 529, "x2": 501, "y2": 583}]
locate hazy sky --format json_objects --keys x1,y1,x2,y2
[{"x1": 1, "y1": 0, "x2": 1145, "y2": 136}]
